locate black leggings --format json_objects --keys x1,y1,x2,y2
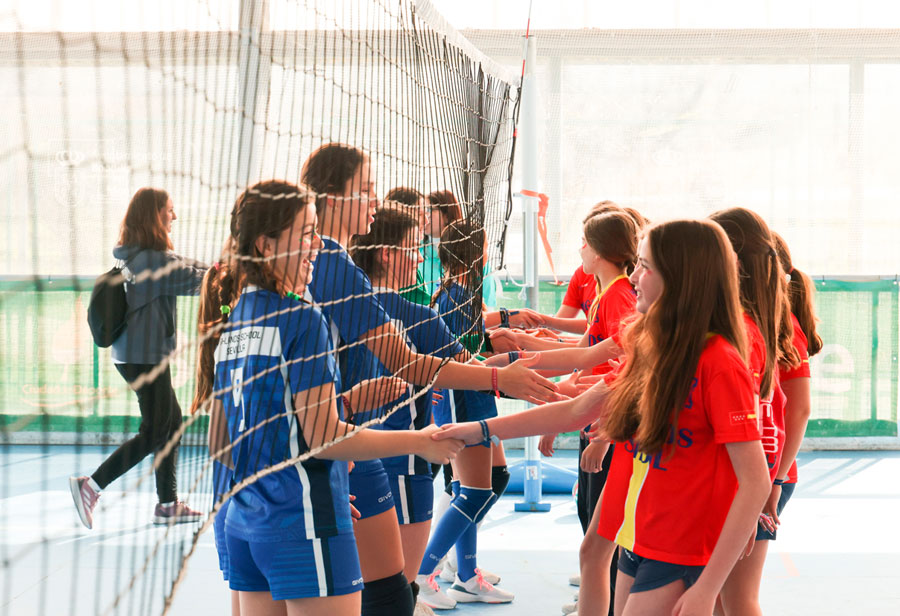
[{"x1": 92, "y1": 364, "x2": 182, "y2": 503}]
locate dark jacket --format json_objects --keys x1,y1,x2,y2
[{"x1": 110, "y1": 244, "x2": 207, "y2": 364}]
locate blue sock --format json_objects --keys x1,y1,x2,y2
[
  {"x1": 418, "y1": 502, "x2": 470, "y2": 576},
  {"x1": 454, "y1": 521, "x2": 478, "y2": 582}
]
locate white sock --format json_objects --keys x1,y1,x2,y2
[{"x1": 433, "y1": 489, "x2": 453, "y2": 523}]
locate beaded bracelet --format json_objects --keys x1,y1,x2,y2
[{"x1": 491, "y1": 367, "x2": 500, "y2": 398}]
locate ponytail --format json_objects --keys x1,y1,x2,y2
[
  {"x1": 774, "y1": 233, "x2": 823, "y2": 357},
  {"x1": 191, "y1": 256, "x2": 239, "y2": 414}
]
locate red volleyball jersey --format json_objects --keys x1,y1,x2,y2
[
  {"x1": 587, "y1": 276, "x2": 636, "y2": 375},
  {"x1": 776, "y1": 313, "x2": 811, "y2": 484},
  {"x1": 744, "y1": 314, "x2": 783, "y2": 482},
  {"x1": 597, "y1": 335, "x2": 760, "y2": 566},
  {"x1": 562, "y1": 265, "x2": 598, "y2": 318}
]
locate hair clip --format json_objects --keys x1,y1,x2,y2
[
  {"x1": 220, "y1": 305, "x2": 231, "y2": 315},
  {"x1": 285, "y1": 291, "x2": 301, "y2": 302}
]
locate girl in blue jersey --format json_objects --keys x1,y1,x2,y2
[
  {"x1": 300, "y1": 143, "x2": 559, "y2": 615},
  {"x1": 409, "y1": 220, "x2": 515, "y2": 607},
  {"x1": 348, "y1": 207, "x2": 469, "y2": 589},
  {"x1": 191, "y1": 180, "x2": 465, "y2": 616}
]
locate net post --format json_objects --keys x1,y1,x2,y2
[{"x1": 514, "y1": 32, "x2": 550, "y2": 513}]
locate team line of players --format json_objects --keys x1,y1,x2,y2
[{"x1": 194, "y1": 142, "x2": 822, "y2": 616}]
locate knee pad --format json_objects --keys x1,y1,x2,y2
[
  {"x1": 491, "y1": 465, "x2": 510, "y2": 499},
  {"x1": 361, "y1": 571, "x2": 413, "y2": 616},
  {"x1": 451, "y1": 486, "x2": 496, "y2": 524}
]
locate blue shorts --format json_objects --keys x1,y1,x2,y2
[
  {"x1": 214, "y1": 499, "x2": 230, "y2": 579},
  {"x1": 388, "y1": 473, "x2": 435, "y2": 525},
  {"x1": 433, "y1": 389, "x2": 497, "y2": 426},
  {"x1": 617, "y1": 548, "x2": 705, "y2": 593},
  {"x1": 349, "y1": 459, "x2": 394, "y2": 520},
  {"x1": 226, "y1": 531, "x2": 363, "y2": 599},
  {"x1": 756, "y1": 481, "x2": 796, "y2": 541}
]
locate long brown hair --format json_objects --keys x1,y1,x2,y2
[
  {"x1": 709, "y1": 208, "x2": 798, "y2": 397},
  {"x1": 604, "y1": 220, "x2": 747, "y2": 454},
  {"x1": 774, "y1": 233, "x2": 823, "y2": 357},
  {"x1": 118, "y1": 187, "x2": 172, "y2": 251},
  {"x1": 191, "y1": 180, "x2": 314, "y2": 414},
  {"x1": 583, "y1": 211, "x2": 639, "y2": 323}
]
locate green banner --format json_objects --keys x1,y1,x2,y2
[{"x1": 0, "y1": 277, "x2": 896, "y2": 438}]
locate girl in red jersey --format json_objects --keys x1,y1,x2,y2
[
  {"x1": 487, "y1": 208, "x2": 643, "y2": 613},
  {"x1": 769, "y1": 232, "x2": 822, "y2": 530},
  {"x1": 708, "y1": 209, "x2": 801, "y2": 616},
  {"x1": 434, "y1": 219, "x2": 771, "y2": 616}
]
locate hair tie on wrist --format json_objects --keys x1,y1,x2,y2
[
  {"x1": 220, "y1": 305, "x2": 231, "y2": 315},
  {"x1": 507, "y1": 351, "x2": 519, "y2": 364}
]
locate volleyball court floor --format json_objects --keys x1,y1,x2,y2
[{"x1": 2, "y1": 446, "x2": 899, "y2": 615}]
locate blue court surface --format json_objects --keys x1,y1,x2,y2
[{"x1": 2, "y1": 446, "x2": 899, "y2": 615}]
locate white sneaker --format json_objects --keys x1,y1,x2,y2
[
  {"x1": 416, "y1": 573, "x2": 457, "y2": 610},
  {"x1": 414, "y1": 600, "x2": 437, "y2": 616},
  {"x1": 441, "y1": 556, "x2": 500, "y2": 585},
  {"x1": 446, "y1": 570, "x2": 514, "y2": 604},
  {"x1": 562, "y1": 600, "x2": 578, "y2": 614},
  {"x1": 439, "y1": 556, "x2": 456, "y2": 583},
  {"x1": 568, "y1": 573, "x2": 581, "y2": 587}
]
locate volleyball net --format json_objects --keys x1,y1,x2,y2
[{"x1": 1, "y1": 1, "x2": 520, "y2": 614}]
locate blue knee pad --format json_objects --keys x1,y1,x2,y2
[{"x1": 451, "y1": 486, "x2": 496, "y2": 524}]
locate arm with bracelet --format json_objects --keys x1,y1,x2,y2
[{"x1": 433, "y1": 379, "x2": 611, "y2": 447}]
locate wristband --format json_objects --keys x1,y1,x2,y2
[
  {"x1": 499, "y1": 308, "x2": 510, "y2": 328},
  {"x1": 478, "y1": 419, "x2": 500, "y2": 448},
  {"x1": 773, "y1": 478, "x2": 785, "y2": 486},
  {"x1": 507, "y1": 351, "x2": 519, "y2": 364},
  {"x1": 491, "y1": 367, "x2": 500, "y2": 398}
]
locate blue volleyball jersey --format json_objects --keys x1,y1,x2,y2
[
  {"x1": 376, "y1": 288, "x2": 463, "y2": 474},
  {"x1": 307, "y1": 235, "x2": 392, "y2": 358},
  {"x1": 214, "y1": 286, "x2": 352, "y2": 542},
  {"x1": 433, "y1": 282, "x2": 497, "y2": 424}
]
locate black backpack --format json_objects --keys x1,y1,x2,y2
[{"x1": 87, "y1": 256, "x2": 137, "y2": 348}]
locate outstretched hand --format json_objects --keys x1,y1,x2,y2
[
  {"x1": 418, "y1": 424, "x2": 465, "y2": 463},
  {"x1": 431, "y1": 421, "x2": 485, "y2": 447},
  {"x1": 498, "y1": 352, "x2": 560, "y2": 404},
  {"x1": 347, "y1": 376, "x2": 408, "y2": 414},
  {"x1": 507, "y1": 308, "x2": 544, "y2": 329}
]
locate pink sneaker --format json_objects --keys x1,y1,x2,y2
[
  {"x1": 69, "y1": 476, "x2": 100, "y2": 529},
  {"x1": 152, "y1": 501, "x2": 203, "y2": 525}
]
